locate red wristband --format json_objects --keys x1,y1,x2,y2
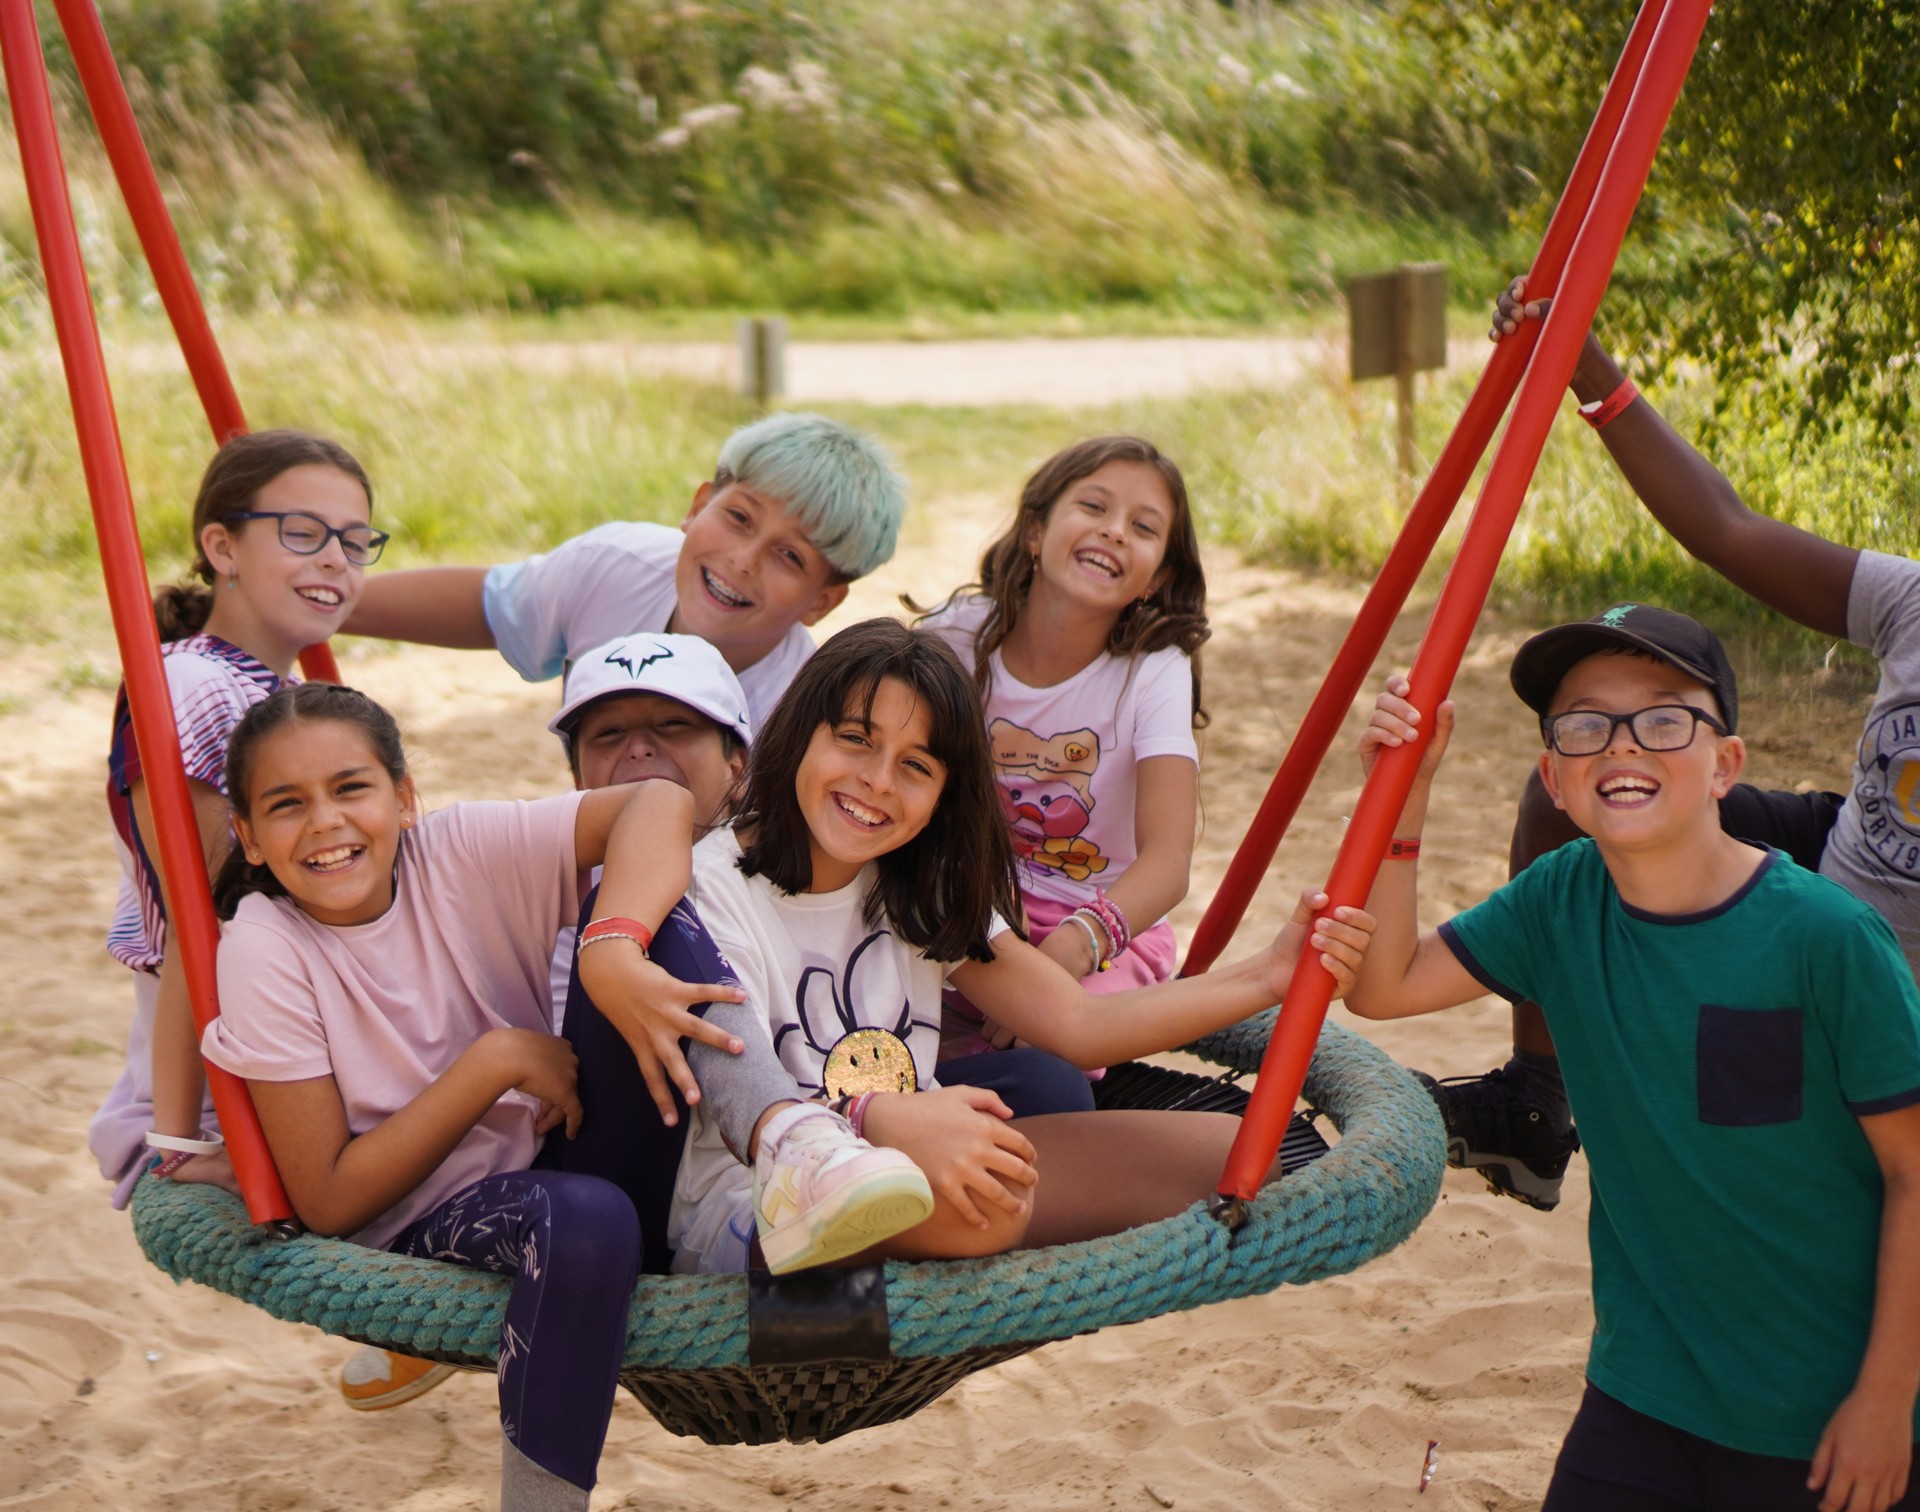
[
  {"x1": 579, "y1": 915, "x2": 654, "y2": 954},
  {"x1": 1386, "y1": 836, "x2": 1422, "y2": 861},
  {"x1": 1577, "y1": 375, "x2": 1638, "y2": 429}
]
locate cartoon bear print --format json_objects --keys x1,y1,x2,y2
[{"x1": 988, "y1": 718, "x2": 1109, "y2": 882}]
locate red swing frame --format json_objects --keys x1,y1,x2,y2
[{"x1": 0, "y1": 0, "x2": 1711, "y2": 1232}]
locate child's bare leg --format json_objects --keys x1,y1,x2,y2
[
  {"x1": 861, "y1": 1175, "x2": 1034, "y2": 1261},
  {"x1": 1416, "y1": 767, "x2": 1578, "y2": 1211},
  {"x1": 1015, "y1": 1112, "x2": 1262, "y2": 1247},
  {"x1": 864, "y1": 1111, "x2": 1266, "y2": 1261}
]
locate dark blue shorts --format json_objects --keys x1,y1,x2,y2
[{"x1": 1543, "y1": 1383, "x2": 1919, "y2": 1512}]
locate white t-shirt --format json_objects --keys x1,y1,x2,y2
[
  {"x1": 481, "y1": 520, "x2": 814, "y2": 728},
  {"x1": 1823, "y1": 550, "x2": 1920, "y2": 974},
  {"x1": 202, "y1": 794, "x2": 587, "y2": 1249},
  {"x1": 921, "y1": 596, "x2": 1199, "y2": 911},
  {"x1": 667, "y1": 826, "x2": 1009, "y2": 1271}
]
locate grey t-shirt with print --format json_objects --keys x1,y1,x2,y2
[{"x1": 1820, "y1": 549, "x2": 1920, "y2": 974}]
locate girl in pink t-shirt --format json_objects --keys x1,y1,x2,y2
[
  {"x1": 917, "y1": 436, "x2": 1208, "y2": 1059},
  {"x1": 201, "y1": 682, "x2": 698, "y2": 1511},
  {"x1": 93, "y1": 430, "x2": 381, "y2": 1203}
]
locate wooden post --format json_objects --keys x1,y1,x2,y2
[
  {"x1": 1349, "y1": 261, "x2": 1447, "y2": 505},
  {"x1": 738, "y1": 315, "x2": 787, "y2": 408}
]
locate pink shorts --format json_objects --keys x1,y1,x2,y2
[{"x1": 940, "y1": 893, "x2": 1177, "y2": 1063}]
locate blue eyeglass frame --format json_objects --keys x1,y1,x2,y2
[{"x1": 222, "y1": 510, "x2": 390, "y2": 565}]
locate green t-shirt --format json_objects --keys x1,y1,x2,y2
[{"x1": 1441, "y1": 841, "x2": 1920, "y2": 1457}]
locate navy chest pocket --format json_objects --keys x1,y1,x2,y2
[{"x1": 1696, "y1": 1004, "x2": 1804, "y2": 1126}]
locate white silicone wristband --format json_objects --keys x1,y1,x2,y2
[{"x1": 145, "y1": 1130, "x2": 225, "y2": 1155}]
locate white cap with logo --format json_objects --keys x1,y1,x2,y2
[{"x1": 550, "y1": 634, "x2": 754, "y2": 751}]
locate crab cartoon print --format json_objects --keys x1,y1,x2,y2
[
  {"x1": 988, "y1": 717, "x2": 1109, "y2": 882},
  {"x1": 774, "y1": 930, "x2": 935, "y2": 1096}
]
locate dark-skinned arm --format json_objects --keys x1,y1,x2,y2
[{"x1": 1497, "y1": 278, "x2": 1858, "y2": 638}]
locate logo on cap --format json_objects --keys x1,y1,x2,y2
[
  {"x1": 1598, "y1": 604, "x2": 1636, "y2": 628},
  {"x1": 605, "y1": 642, "x2": 673, "y2": 679}
]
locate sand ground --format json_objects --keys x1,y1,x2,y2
[{"x1": 0, "y1": 354, "x2": 1870, "y2": 1509}]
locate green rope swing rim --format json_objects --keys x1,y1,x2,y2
[{"x1": 132, "y1": 1019, "x2": 1444, "y2": 1371}]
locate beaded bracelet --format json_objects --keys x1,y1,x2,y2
[
  {"x1": 1061, "y1": 911, "x2": 1108, "y2": 971},
  {"x1": 1084, "y1": 888, "x2": 1131, "y2": 961},
  {"x1": 1071, "y1": 905, "x2": 1115, "y2": 966}
]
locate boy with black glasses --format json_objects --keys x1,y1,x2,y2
[
  {"x1": 1439, "y1": 285, "x2": 1920, "y2": 1216},
  {"x1": 1347, "y1": 606, "x2": 1920, "y2": 1510}
]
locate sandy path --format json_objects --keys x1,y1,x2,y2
[
  {"x1": 375, "y1": 333, "x2": 1486, "y2": 408},
  {"x1": 0, "y1": 402, "x2": 1864, "y2": 1508}
]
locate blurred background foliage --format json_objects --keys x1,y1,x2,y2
[
  {"x1": 2, "y1": 0, "x2": 1917, "y2": 664},
  {"x1": 5, "y1": 0, "x2": 1551, "y2": 323}
]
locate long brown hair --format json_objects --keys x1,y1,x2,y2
[
  {"x1": 734, "y1": 618, "x2": 1022, "y2": 964},
  {"x1": 916, "y1": 436, "x2": 1210, "y2": 726},
  {"x1": 154, "y1": 430, "x2": 374, "y2": 642},
  {"x1": 211, "y1": 683, "x2": 409, "y2": 919}
]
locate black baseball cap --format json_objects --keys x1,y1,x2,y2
[{"x1": 1509, "y1": 603, "x2": 1739, "y2": 733}]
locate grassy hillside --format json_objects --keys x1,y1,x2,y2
[{"x1": 3, "y1": 0, "x2": 1546, "y2": 321}]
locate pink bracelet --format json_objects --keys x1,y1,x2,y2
[
  {"x1": 1062, "y1": 911, "x2": 1108, "y2": 971},
  {"x1": 848, "y1": 1091, "x2": 878, "y2": 1141},
  {"x1": 1087, "y1": 888, "x2": 1131, "y2": 959},
  {"x1": 1074, "y1": 903, "x2": 1115, "y2": 960}
]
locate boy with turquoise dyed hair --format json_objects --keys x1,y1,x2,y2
[
  {"x1": 1349, "y1": 605, "x2": 1920, "y2": 1511},
  {"x1": 345, "y1": 411, "x2": 905, "y2": 724}
]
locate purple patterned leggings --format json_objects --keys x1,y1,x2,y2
[{"x1": 388, "y1": 1169, "x2": 640, "y2": 1491}]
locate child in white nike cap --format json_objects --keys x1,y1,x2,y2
[{"x1": 542, "y1": 633, "x2": 932, "y2": 1277}]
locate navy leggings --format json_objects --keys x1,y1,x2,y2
[
  {"x1": 540, "y1": 894, "x2": 729, "y2": 1273},
  {"x1": 387, "y1": 1169, "x2": 639, "y2": 1492},
  {"x1": 545, "y1": 889, "x2": 1100, "y2": 1269},
  {"x1": 938, "y1": 1046, "x2": 1096, "y2": 1117}
]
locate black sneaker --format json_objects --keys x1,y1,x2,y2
[{"x1": 1415, "y1": 1065, "x2": 1580, "y2": 1211}]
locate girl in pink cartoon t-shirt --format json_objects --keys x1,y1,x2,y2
[{"x1": 918, "y1": 436, "x2": 1207, "y2": 1061}]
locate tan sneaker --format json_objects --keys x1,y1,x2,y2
[
  {"x1": 753, "y1": 1103, "x2": 934, "y2": 1274},
  {"x1": 339, "y1": 1347, "x2": 458, "y2": 1411}
]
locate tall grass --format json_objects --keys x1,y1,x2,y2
[
  {"x1": 1141, "y1": 357, "x2": 1920, "y2": 669},
  {"x1": 0, "y1": 0, "x2": 1543, "y2": 324},
  {"x1": 5, "y1": 310, "x2": 1915, "y2": 676},
  {"x1": 0, "y1": 311, "x2": 742, "y2": 637}
]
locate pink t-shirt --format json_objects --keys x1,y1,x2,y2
[
  {"x1": 920, "y1": 596, "x2": 1198, "y2": 912},
  {"x1": 202, "y1": 793, "x2": 587, "y2": 1249}
]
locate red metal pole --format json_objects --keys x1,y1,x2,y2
[
  {"x1": 48, "y1": 0, "x2": 342, "y2": 687},
  {"x1": 1180, "y1": 0, "x2": 1671, "y2": 978},
  {"x1": 50, "y1": 0, "x2": 244, "y2": 443},
  {"x1": 1215, "y1": 0, "x2": 1715, "y2": 1208},
  {"x1": 0, "y1": 0, "x2": 293, "y2": 1224}
]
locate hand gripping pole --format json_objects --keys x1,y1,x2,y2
[
  {"x1": 47, "y1": 0, "x2": 342, "y2": 686},
  {"x1": 1181, "y1": 0, "x2": 1671, "y2": 978},
  {"x1": 0, "y1": 0, "x2": 294, "y2": 1226},
  {"x1": 1215, "y1": 0, "x2": 1715, "y2": 1215}
]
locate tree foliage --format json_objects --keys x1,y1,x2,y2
[{"x1": 1412, "y1": 0, "x2": 1920, "y2": 434}]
